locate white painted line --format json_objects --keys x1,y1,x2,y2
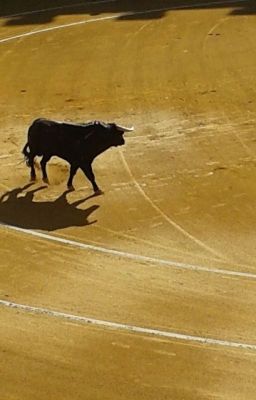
[
  {"x1": 0, "y1": 0, "x2": 248, "y2": 45},
  {"x1": 1, "y1": 222, "x2": 255, "y2": 280},
  {"x1": 0, "y1": 14, "x2": 117, "y2": 44},
  {"x1": 1, "y1": 299, "x2": 256, "y2": 351}
]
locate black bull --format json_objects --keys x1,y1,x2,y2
[{"x1": 22, "y1": 118, "x2": 134, "y2": 192}]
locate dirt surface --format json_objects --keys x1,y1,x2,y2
[
  {"x1": 1, "y1": 307, "x2": 256, "y2": 400},
  {"x1": 0, "y1": 1, "x2": 256, "y2": 399}
]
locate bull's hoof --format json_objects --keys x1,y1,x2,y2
[
  {"x1": 94, "y1": 189, "x2": 104, "y2": 196},
  {"x1": 42, "y1": 177, "x2": 49, "y2": 184},
  {"x1": 67, "y1": 184, "x2": 75, "y2": 191},
  {"x1": 30, "y1": 177, "x2": 36, "y2": 183}
]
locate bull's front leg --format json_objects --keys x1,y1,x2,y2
[{"x1": 81, "y1": 163, "x2": 102, "y2": 194}]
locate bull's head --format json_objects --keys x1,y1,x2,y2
[{"x1": 109, "y1": 123, "x2": 134, "y2": 147}]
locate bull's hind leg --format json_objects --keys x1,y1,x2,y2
[
  {"x1": 40, "y1": 155, "x2": 51, "y2": 184},
  {"x1": 22, "y1": 143, "x2": 36, "y2": 182},
  {"x1": 29, "y1": 155, "x2": 36, "y2": 182}
]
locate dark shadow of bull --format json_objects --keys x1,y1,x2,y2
[
  {"x1": 0, "y1": 184, "x2": 99, "y2": 231},
  {"x1": 3, "y1": 0, "x2": 254, "y2": 26}
]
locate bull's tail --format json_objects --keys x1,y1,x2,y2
[{"x1": 22, "y1": 143, "x2": 31, "y2": 167}]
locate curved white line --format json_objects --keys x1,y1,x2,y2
[
  {"x1": 0, "y1": 14, "x2": 118, "y2": 44},
  {"x1": 95, "y1": 224, "x2": 223, "y2": 263},
  {"x1": 119, "y1": 151, "x2": 227, "y2": 261},
  {"x1": 0, "y1": 222, "x2": 255, "y2": 280},
  {"x1": 0, "y1": 0, "x2": 248, "y2": 45},
  {"x1": 1, "y1": 299, "x2": 256, "y2": 351}
]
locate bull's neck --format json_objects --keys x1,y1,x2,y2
[{"x1": 85, "y1": 136, "x2": 112, "y2": 160}]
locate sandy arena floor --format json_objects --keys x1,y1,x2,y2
[{"x1": 0, "y1": 1, "x2": 256, "y2": 399}]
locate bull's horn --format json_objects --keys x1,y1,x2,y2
[{"x1": 116, "y1": 124, "x2": 134, "y2": 132}]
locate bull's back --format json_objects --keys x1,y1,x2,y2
[{"x1": 27, "y1": 119, "x2": 81, "y2": 159}]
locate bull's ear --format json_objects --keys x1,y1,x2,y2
[{"x1": 116, "y1": 124, "x2": 134, "y2": 132}]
